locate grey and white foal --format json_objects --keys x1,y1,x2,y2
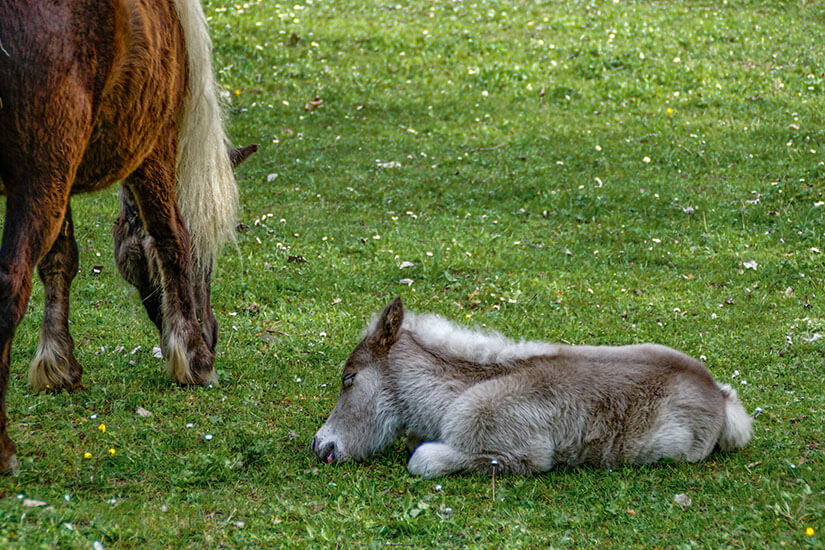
[{"x1": 312, "y1": 298, "x2": 752, "y2": 478}]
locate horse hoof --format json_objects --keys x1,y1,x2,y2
[
  {"x1": 3, "y1": 454, "x2": 19, "y2": 474},
  {"x1": 198, "y1": 369, "x2": 219, "y2": 387},
  {"x1": 29, "y1": 352, "x2": 83, "y2": 393}
]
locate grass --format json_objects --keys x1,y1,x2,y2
[{"x1": 1, "y1": 0, "x2": 824, "y2": 547}]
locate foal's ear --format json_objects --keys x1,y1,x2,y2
[
  {"x1": 373, "y1": 297, "x2": 404, "y2": 351},
  {"x1": 228, "y1": 144, "x2": 258, "y2": 169}
]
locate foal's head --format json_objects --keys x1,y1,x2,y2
[{"x1": 312, "y1": 298, "x2": 405, "y2": 463}]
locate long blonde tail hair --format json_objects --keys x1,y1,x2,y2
[{"x1": 173, "y1": 0, "x2": 237, "y2": 273}]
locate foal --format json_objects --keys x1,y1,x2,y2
[{"x1": 313, "y1": 298, "x2": 752, "y2": 478}]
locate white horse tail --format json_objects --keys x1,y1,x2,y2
[
  {"x1": 173, "y1": 0, "x2": 238, "y2": 275},
  {"x1": 715, "y1": 383, "x2": 753, "y2": 451}
]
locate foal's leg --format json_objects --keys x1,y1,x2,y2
[
  {"x1": 124, "y1": 143, "x2": 217, "y2": 386},
  {"x1": 407, "y1": 442, "x2": 470, "y2": 478},
  {"x1": 29, "y1": 205, "x2": 83, "y2": 392}
]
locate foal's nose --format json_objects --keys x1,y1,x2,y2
[{"x1": 313, "y1": 438, "x2": 336, "y2": 463}]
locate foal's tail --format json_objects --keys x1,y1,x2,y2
[
  {"x1": 716, "y1": 383, "x2": 753, "y2": 451},
  {"x1": 173, "y1": 0, "x2": 238, "y2": 275}
]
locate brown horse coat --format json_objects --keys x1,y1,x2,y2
[{"x1": 0, "y1": 0, "x2": 238, "y2": 472}]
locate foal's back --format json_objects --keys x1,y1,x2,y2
[{"x1": 443, "y1": 343, "x2": 726, "y2": 468}]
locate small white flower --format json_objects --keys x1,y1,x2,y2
[{"x1": 204, "y1": 434, "x2": 213, "y2": 441}]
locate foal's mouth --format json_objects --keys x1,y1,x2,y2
[{"x1": 312, "y1": 437, "x2": 337, "y2": 464}]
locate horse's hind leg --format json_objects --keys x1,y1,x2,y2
[
  {"x1": 29, "y1": 205, "x2": 83, "y2": 392},
  {"x1": 113, "y1": 145, "x2": 255, "y2": 352},
  {"x1": 125, "y1": 140, "x2": 217, "y2": 386}
]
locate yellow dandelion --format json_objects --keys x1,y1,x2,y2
[
  {"x1": 83, "y1": 452, "x2": 92, "y2": 459},
  {"x1": 806, "y1": 527, "x2": 815, "y2": 537},
  {"x1": 108, "y1": 448, "x2": 116, "y2": 457},
  {"x1": 98, "y1": 423, "x2": 106, "y2": 433},
  {"x1": 235, "y1": 89, "x2": 241, "y2": 96},
  {"x1": 666, "y1": 108, "x2": 675, "y2": 115}
]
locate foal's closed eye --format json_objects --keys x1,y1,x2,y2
[{"x1": 342, "y1": 373, "x2": 356, "y2": 387}]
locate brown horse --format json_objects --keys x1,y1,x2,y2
[{"x1": 0, "y1": 0, "x2": 246, "y2": 472}]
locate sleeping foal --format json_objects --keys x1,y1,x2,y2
[{"x1": 313, "y1": 298, "x2": 752, "y2": 478}]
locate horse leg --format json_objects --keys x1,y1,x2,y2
[
  {"x1": 0, "y1": 183, "x2": 72, "y2": 472},
  {"x1": 113, "y1": 145, "x2": 255, "y2": 352},
  {"x1": 125, "y1": 144, "x2": 217, "y2": 386},
  {"x1": 29, "y1": 205, "x2": 83, "y2": 392},
  {"x1": 115, "y1": 192, "x2": 217, "y2": 350},
  {"x1": 114, "y1": 183, "x2": 217, "y2": 350}
]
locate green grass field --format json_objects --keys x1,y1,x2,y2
[{"x1": 1, "y1": 0, "x2": 824, "y2": 547}]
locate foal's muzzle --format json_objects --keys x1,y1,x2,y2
[{"x1": 312, "y1": 436, "x2": 336, "y2": 463}]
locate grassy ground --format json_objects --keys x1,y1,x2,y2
[{"x1": 1, "y1": 0, "x2": 824, "y2": 547}]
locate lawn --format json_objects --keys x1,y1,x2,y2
[{"x1": 0, "y1": 0, "x2": 823, "y2": 547}]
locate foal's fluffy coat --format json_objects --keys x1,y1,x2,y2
[{"x1": 313, "y1": 298, "x2": 752, "y2": 478}]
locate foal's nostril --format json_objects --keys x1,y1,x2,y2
[{"x1": 315, "y1": 440, "x2": 336, "y2": 463}]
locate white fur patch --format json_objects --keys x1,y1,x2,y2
[
  {"x1": 29, "y1": 339, "x2": 73, "y2": 391},
  {"x1": 165, "y1": 332, "x2": 190, "y2": 383},
  {"x1": 716, "y1": 384, "x2": 753, "y2": 450},
  {"x1": 407, "y1": 442, "x2": 466, "y2": 478},
  {"x1": 367, "y1": 311, "x2": 558, "y2": 365}
]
